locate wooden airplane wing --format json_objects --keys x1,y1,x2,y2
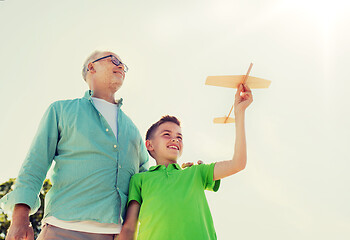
[
  {"x1": 213, "y1": 117, "x2": 235, "y2": 124},
  {"x1": 206, "y1": 75, "x2": 271, "y2": 89}
]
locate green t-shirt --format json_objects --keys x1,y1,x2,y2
[{"x1": 128, "y1": 162, "x2": 220, "y2": 240}]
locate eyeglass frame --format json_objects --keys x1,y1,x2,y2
[{"x1": 88, "y1": 55, "x2": 129, "y2": 73}]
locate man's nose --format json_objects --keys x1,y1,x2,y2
[
  {"x1": 116, "y1": 64, "x2": 124, "y2": 70},
  {"x1": 171, "y1": 138, "x2": 179, "y2": 142}
]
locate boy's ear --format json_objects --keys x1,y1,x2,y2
[{"x1": 145, "y1": 140, "x2": 154, "y2": 151}]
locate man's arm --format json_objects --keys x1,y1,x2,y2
[
  {"x1": 138, "y1": 137, "x2": 149, "y2": 173},
  {"x1": 5, "y1": 204, "x2": 34, "y2": 240},
  {"x1": 2, "y1": 104, "x2": 59, "y2": 239},
  {"x1": 213, "y1": 84, "x2": 253, "y2": 181},
  {"x1": 119, "y1": 201, "x2": 141, "y2": 240}
]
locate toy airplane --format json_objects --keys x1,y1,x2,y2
[{"x1": 205, "y1": 63, "x2": 271, "y2": 124}]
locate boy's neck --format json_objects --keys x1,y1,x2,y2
[{"x1": 155, "y1": 159, "x2": 178, "y2": 168}]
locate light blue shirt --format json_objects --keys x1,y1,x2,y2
[{"x1": 0, "y1": 90, "x2": 149, "y2": 224}]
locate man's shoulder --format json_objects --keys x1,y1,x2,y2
[
  {"x1": 39, "y1": 97, "x2": 88, "y2": 121},
  {"x1": 49, "y1": 97, "x2": 81, "y2": 106}
]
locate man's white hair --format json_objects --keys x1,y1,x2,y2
[{"x1": 81, "y1": 50, "x2": 104, "y2": 81}]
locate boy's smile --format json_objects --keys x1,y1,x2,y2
[
  {"x1": 168, "y1": 144, "x2": 179, "y2": 150},
  {"x1": 146, "y1": 122, "x2": 183, "y2": 166}
]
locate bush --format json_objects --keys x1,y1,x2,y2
[{"x1": 0, "y1": 178, "x2": 52, "y2": 240}]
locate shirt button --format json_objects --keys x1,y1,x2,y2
[
  {"x1": 106, "y1": 128, "x2": 109, "y2": 132},
  {"x1": 114, "y1": 145, "x2": 117, "y2": 148},
  {"x1": 119, "y1": 165, "x2": 121, "y2": 168},
  {"x1": 117, "y1": 187, "x2": 119, "y2": 190}
]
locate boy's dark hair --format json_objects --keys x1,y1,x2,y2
[{"x1": 146, "y1": 115, "x2": 181, "y2": 141}]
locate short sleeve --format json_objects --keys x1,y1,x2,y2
[
  {"x1": 198, "y1": 163, "x2": 220, "y2": 192},
  {"x1": 128, "y1": 174, "x2": 142, "y2": 206}
]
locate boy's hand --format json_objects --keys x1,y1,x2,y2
[
  {"x1": 234, "y1": 83, "x2": 253, "y2": 115},
  {"x1": 119, "y1": 201, "x2": 140, "y2": 240}
]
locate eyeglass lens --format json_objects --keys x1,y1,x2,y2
[{"x1": 112, "y1": 57, "x2": 128, "y2": 72}]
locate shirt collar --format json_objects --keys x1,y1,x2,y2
[
  {"x1": 83, "y1": 90, "x2": 123, "y2": 107},
  {"x1": 149, "y1": 163, "x2": 181, "y2": 172}
]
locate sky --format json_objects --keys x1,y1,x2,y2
[{"x1": 1, "y1": 0, "x2": 350, "y2": 239}]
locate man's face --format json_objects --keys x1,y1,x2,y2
[
  {"x1": 89, "y1": 52, "x2": 126, "y2": 92},
  {"x1": 147, "y1": 122, "x2": 183, "y2": 163}
]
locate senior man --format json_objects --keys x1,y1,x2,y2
[{"x1": 1, "y1": 51, "x2": 149, "y2": 240}]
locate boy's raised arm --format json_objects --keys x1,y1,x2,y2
[
  {"x1": 119, "y1": 201, "x2": 141, "y2": 240},
  {"x1": 213, "y1": 84, "x2": 253, "y2": 181}
]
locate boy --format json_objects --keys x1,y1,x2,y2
[{"x1": 119, "y1": 84, "x2": 253, "y2": 240}]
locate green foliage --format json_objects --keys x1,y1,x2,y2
[{"x1": 0, "y1": 178, "x2": 52, "y2": 240}]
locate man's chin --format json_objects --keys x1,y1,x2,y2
[{"x1": 110, "y1": 82, "x2": 123, "y2": 92}]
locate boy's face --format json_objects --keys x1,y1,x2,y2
[{"x1": 146, "y1": 122, "x2": 183, "y2": 164}]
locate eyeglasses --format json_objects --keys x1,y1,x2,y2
[{"x1": 90, "y1": 55, "x2": 129, "y2": 72}]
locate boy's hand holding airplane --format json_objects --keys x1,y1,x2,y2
[
  {"x1": 205, "y1": 63, "x2": 270, "y2": 124},
  {"x1": 234, "y1": 83, "x2": 253, "y2": 116}
]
